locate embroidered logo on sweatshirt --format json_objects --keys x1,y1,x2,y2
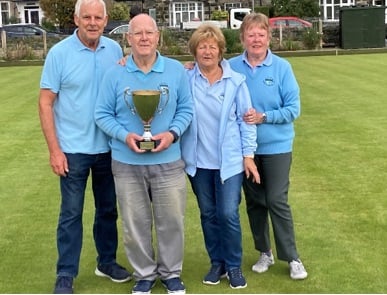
[{"x1": 263, "y1": 77, "x2": 274, "y2": 86}]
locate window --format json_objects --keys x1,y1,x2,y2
[
  {"x1": 320, "y1": 0, "x2": 356, "y2": 21},
  {"x1": 1, "y1": 1, "x2": 10, "y2": 24},
  {"x1": 274, "y1": 20, "x2": 286, "y2": 27},
  {"x1": 288, "y1": 20, "x2": 301, "y2": 28},
  {"x1": 234, "y1": 10, "x2": 248, "y2": 22},
  {"x1": 224, "y1": 3, "x2": 242, "y2": 10},
  {"x1": 170, "y1": 2, "x2": 204, "y2": 28}
]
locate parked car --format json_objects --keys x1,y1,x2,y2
[
  {"x1": 269, "y1": 17, "x2": 312, "y2": 29},
  {"x1": 0, "y1": 23, "x2": 60, "y2": 38},
  {"x1": 104, "y1": 20, "x2": 128, "y2": 35},
  {"x1": 108, "y1": 24, "x2": 129, "y2": 35}
]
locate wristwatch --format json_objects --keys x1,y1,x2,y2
[
  {"x1": 169, "y1": 130, "x2": 179, "y2": 143},
  {"x1": 262, "y1": 113, "x2": 267, "y2": 123}
]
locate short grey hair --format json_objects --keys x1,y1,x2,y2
[{"x1": 74, "y1": 0, "x2": 107, "y2": 17}]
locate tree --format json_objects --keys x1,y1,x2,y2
[
  {"x1": 40, "y1": 0, "x2": 76, "y2": 32},
  {"x1": 271, "y1": 0, "x2": 319, "y2": 18},
  {"x1": 297, "y1": 0, "x2": 320, "y2": 18},
  {"x1": 40, "y1": 0, "x2": 129, "y2": 32},
  {"x1": 109, "y1": 2, "x2": 130, "y2": 21}
]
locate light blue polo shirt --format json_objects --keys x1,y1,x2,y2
[{"x1": 40, "y1": 30, "x2": 123, "y2": 154}]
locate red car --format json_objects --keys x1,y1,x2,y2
[{"x1": 269, "y1": 16, "x2": 312, "y2": 29}]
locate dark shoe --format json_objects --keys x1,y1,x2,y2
[
  {"x1": 161, "y1": 277, "x2": 186, "y2": 294},
  {"x1": 53, "y1": 276, "x2": 73, "y2": 294},
  {"x1": 227, "y1": 267, "x2": 247, "y2": 289},
  {"x1": 95, "y1": 263, "x2": 131, "y2": 283},
  {"x1": 203, "y1": 264, "x2": 226, "y2": 285},
  {"x1": 132, "y1": 280, "x2": 156, "y2": 294}
]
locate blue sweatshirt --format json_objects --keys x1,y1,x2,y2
[
  {"x1": 229, "y1": 50, "x2": 300, "y2": 155},
  {"x1": 181, "y1": 59, "x2": 257, "y2": 182},
  {"x1": 95, "y1": 52, "x2": 193, "y2": 165}
]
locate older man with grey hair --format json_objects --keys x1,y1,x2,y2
[{"x1": 39, "y1": 0, "x2": 130, "y2": 293}]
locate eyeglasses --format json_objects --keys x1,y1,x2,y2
[{"x1": 129, "y1": 30, "x2": 158, "y2": 38}]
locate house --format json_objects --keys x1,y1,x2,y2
[
  {"x1": 320, "y1": 0, "x2": 386, "y2": 22},
  {"x1": 129, "y1": 0, "x2": 257, "y2": 28},
  {"x1": 0, "y1": 0, "x2": 262, "y2": 27},
  {"x1": 0, "y1": 0, "x2": 386, "y2": 27},
  {"x1": 0, "y1": 0, "x2": 44, "y2": 25}
]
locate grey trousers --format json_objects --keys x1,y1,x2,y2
[
  {"x1": 243, "y1": 152, "x2": 299, "y2": 262},
  {"x1": 112, "y1": 159, "x2": 187, "y2": 281}
]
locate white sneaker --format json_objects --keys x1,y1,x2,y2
[
  {"x1": 252, "y1": 253, "x2": 275, "y2": 273},
  {"x1": 289, "y1": 259, "x2": 308, "y2": 280}
]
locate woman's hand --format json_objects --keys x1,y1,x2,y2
[
  {"x1": 244, "y1": 108, "x2": 266, "y2": 125},
  {"x1": 244, "y1": 157, "x2": 260, "y2": 183}
]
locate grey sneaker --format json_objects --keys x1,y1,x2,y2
[
  {"x1": 289, "y1": 259, "x2": 308, "y2": 280},
  {"x1": 252, "y1": 252, "x2": 275, "y2": 273}
]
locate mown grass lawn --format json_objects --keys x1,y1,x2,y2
[{"x1": 0, "y1": 53, "x2": 386, "y2": 293}]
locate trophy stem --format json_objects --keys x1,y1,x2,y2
[{"x1": 143, "y1": 124, "x2": 152, "y2": 142}]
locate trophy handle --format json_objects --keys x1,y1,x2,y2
[
  {"x1": 156, "y1": 84, "x2": 169, "y2": 114},
  {"x1": 123, "y1": 87, "x2": 137, "y2": 115}
]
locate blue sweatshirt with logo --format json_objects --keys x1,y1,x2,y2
[{"x1": 229, "y1": 50, "x2": 300, "y2": 155}]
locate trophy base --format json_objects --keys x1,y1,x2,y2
[{"x1": 136, "y1": 140, "x2": 160, "y2": 151}]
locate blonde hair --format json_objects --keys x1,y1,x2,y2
[
  {"x1": 239, "y1": 13, "x2": 271, "y2": 42},
  {"x1": 188, "y1": 24, "x2": 226, "y2": 60}
]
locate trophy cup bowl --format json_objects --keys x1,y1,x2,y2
[{"x1": 132, "y1": 90, "x2": 161, "y2": 151}]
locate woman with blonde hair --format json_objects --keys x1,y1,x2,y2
[
  {"x1": 229, "y1": 13, "x2": 308, "y2": 280},
  {"x1": 181, "y1": 23, "x2": 259, "y2": 289}
]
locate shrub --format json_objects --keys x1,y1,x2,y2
[
  {"x1": 282, "y1": 39, "x2": 301, "y2": 51},
  {"x1": 159, "y1": 29, "x2": 187, "y2": 55},
  {"x1": 223, "y1": 29, "x2": 243, "y2": 54},
  {"x1": 302, "y1": 28, "x2": 321, "y2": 49},
  {"x1": 211, "y1": 10, "x2": 228, "y2": 20},
  {"x1": 4, "y1": 42, "x2": 37, "y2": 60}
]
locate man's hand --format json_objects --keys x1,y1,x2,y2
[
  {"x1": 126, "y1": 133, "x2": 147, "y2": 153},
  {"x1": 125, "y1": 131, "x2": 175, "y2": 153},
  {"x1": 184, "y1": 61, "x2": 195, "y2": 70},
  {"x1": 50, "y1": 150, "x2": 69, "y2": 177},
  {"x1": 150, "y1": 131, "x2": 175, "y2": 152},
  {"x1": 117, "y1": 55, "x2": 129, "y2": 66}
]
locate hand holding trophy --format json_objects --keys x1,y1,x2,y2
[{"x1": 124, "y1": 85, "x2": 169, "y2": 151}]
